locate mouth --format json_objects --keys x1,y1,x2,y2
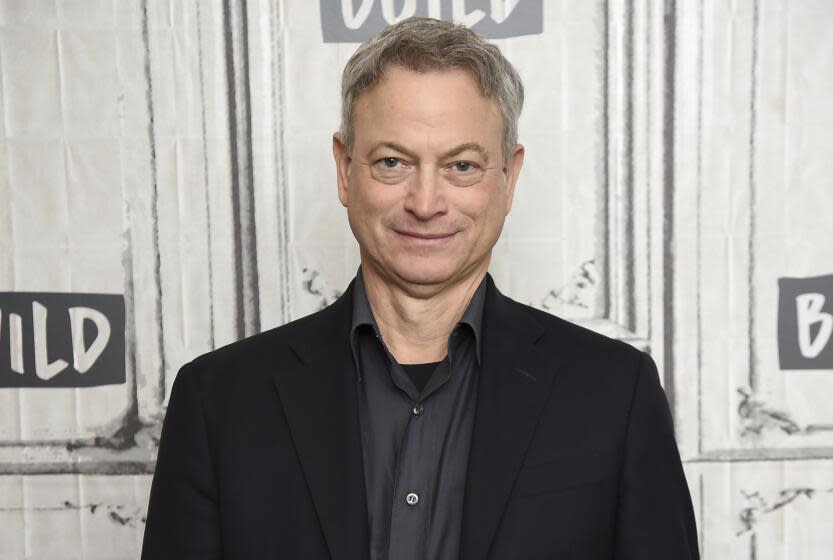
[
  {"x1": 394, "y1": 229, "x2": 458, "y2": 244},
  {"x1": 395, "y1": 230, "x2": 457, "y2": 239}
]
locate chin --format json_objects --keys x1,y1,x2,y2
[{"x1": 388, "y1": 258, "x2": 460, "y2": 286}]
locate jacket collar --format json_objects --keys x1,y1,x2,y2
[{"x1": 273, "y1": 273, "x2": 562, "y2": 560}]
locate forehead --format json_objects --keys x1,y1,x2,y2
[{"x1": 351, "y1": 64, "x2": 503, "y2": 151}]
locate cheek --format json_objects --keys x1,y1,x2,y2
[
  {"x1": 349, "y1": 182, "x2": 398, "y2": 230},
  {"x1": 458, "y1": 184, "x2": 507, "y2": 229}
]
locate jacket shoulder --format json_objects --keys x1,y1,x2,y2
[
  {"x1": 506, "y1": 297, "x2": 647, "y2": 388},
  {"x1": 514, "y1": 298, "x2": 642, "y2": 357},
  {"x1": 505, "y1": 298, "x2": 655, "y2": 431},
  {"x1": 179, "y1": 300, "x2": 342, "y2": 387}
]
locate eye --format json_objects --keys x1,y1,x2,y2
[
  {"x1": 380, "y1": 157, "x2": 402, "y2": 168},
  {"x1": 370, "y1": 156, "x2": 412, "y2": 183},
  {"x1": 443, "y1": 160, "x2": 485, "y2": 187}
]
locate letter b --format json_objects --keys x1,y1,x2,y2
[{"x1": 795, "y1": 293, "x2": 833, "y2": 359}]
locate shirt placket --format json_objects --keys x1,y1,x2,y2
[
  {"x1": 386, "y1": 354, "x2": 455, "y2": 560},
  {"x1": 387, "y1": 401, "x2": 428, "y2": 559},
  {"x1": 353, "y1": 298, "x2": 479, "y2": 560}
]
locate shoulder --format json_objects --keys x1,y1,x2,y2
[
  {"x1": 175, "y1": 299, "x2": 342, "y2": 394},
  {"x1": 503, "y1": 295, "x2": 649, "y2": 393},
  {"x1": 503, "y1": 298, "x2": 666, "y2": 443},
  {"x1": 512, "y1": 296, "x2": 643, "y2": 364}
]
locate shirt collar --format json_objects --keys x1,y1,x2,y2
[{"x1": 349, "y1": 265, "x2": 487, "y2": 366}]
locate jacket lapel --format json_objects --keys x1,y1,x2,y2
[
  {"x1": 271, "y1": 281, "x2": 369, "y2": 560},
  {"x1": 460, "y1": 275, "x2": 564, "y2": 560}
]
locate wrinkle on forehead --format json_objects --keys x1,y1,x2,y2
[{"x1": 351, "y1": 65, "x2": 503, "y2": 159}]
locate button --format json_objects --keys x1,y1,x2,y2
[
  {"x1": 406, "y1": 492, "x2": 419, "y2": 506},
  {"x1": 413, "y1": 403, "x2": 424, "y2": 416}
]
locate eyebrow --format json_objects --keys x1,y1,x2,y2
[{"x1": 368, "y1": 141, "x2": 491, "y2": 164}]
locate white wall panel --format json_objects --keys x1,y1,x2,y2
[
  {"x1": 684, "y1": 460, "x2": 833, "y2": 560},
  {"x1": 0, "y1": 474, "x2": 152, "y2": 559},
  {"x1": 675, "y1": 0, "x2": 833, "y2": 461},
  {"x1": 0, "y1": 5, "x2": 133, "y2": 454}
]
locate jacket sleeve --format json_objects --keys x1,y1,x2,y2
[
  {"x1": 613, "y1": 351, "x2": 700, "y2": 559},
  {"x1": 141, "y1": 361, "x2": 222, "y2": 559}
]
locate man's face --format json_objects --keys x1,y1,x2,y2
[{"x1": 333, "y1": 64, "x2": 524, "y2": 290}]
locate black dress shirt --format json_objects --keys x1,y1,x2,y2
[{"x1": 349, "y1": 266, "x2": 486, "y2": 560}]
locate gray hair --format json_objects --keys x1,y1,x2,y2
[{"x1": 339, "y1": 16, "x2": 524, "y2": 166}]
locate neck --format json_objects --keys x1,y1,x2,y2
[{"x1": 359, "y1": 258, "x2": 489, "y2": 364}]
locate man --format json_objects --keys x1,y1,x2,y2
[{"x1": 142, "y1": 17, "x2": 699, "y2": 560}]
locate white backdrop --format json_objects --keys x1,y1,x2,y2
[{"x1": 0, "y1": 0, "x2": 832, "y2": 558}]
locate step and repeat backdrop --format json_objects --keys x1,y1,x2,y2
[{"x1": 0, "y1": 0, "x2": 831, "y2": 558}]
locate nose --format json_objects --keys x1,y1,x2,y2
[{"x1": 402, "y1": 167, "x2": 448, "y2": 220}]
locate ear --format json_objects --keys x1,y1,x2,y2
[
  {"x1": 502, "y1": 143, "x2": 525, "y2": 215},
  {"x1": 333, "y1": 132, "x2": 352, "y2": 207}
]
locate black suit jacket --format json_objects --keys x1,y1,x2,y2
[{"x1": 141, "y1": 274, "x2": 699, "y2": 559}]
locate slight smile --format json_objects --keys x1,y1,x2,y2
[{"x1": 394, "y1": 230, "x2": 458, "y2": 244}]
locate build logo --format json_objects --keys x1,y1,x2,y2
[
  {"x1": 778, "y1": 274, "x2": 833, "y2": 370},
  {"x1": 0, "y1": 293, "x2": 125, "y2": 387},
  {"x1": 321, "y1": 0, "x2": 543, "y2": 42}
]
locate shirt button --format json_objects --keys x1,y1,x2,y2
[
  {"x1": 413, "y1": 403, "x2": 424, "y2": 416},
  {"x1": 406, "y1": 492, "x2": 419, "y2": 506}
]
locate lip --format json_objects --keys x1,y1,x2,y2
[
  {"x1": 396, "y1": 230, "x2": 456, "y2": 239},
  {"x1": 394, "y1": 230, "x2": 458, "y2": 243}
]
